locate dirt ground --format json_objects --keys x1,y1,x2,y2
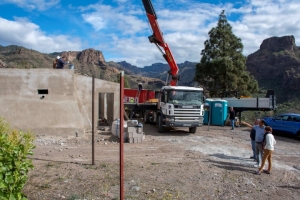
[{"x1": 23, "y1": 121, "x2": 300, "y2": 200}]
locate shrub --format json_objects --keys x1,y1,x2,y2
[{"x1": 0, "y1": 117, "x2": 35, "y2": 200}]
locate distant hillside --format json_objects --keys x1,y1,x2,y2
[
  {"x1": 115, "y1": 61, "x2": 198, "y2": 86},
  {"x1": 0, "y1": 45, "x2": 54, "y2": 69},
  {"x1": 246, "y1": 35, "x2": 300, "y2": 104},
  {"x1": 0, "y1": 45, "x2": 165, "y2": 90},
  {"x1": 2, "y1": 34, "x2": 300, "y2": 113}
]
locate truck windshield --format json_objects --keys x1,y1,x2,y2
[{"x1": 167, "y1": 90, "x2": 203, "y2": 105}]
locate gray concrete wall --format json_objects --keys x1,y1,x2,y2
[
  {"x1": 0, "y1": 69, "x2": 120, "y2": 137},
  {"x1": 74, "y1": 75, "x2": 120, "y2": 130}
]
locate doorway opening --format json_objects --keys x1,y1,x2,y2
[{"x1": 98, "y1": 93, "x2": 114, "y2": 126}]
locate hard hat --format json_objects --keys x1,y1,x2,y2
[{"x1": 56, "y1": 56, "x2": 61, "y2": 59}]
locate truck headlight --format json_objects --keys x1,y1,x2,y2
[{"x1": 165, "y1": 118, "x2": 174, "y2": 122}]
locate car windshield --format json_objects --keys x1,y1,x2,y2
[{"x1": 167, "y1": 90, "x2": 203, "y2": 105}]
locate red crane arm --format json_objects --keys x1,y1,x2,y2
[{"x1": 142, "y1": 0, "x2": 179, "y2": 86}]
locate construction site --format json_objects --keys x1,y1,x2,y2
[{"x1": 0, "y1": 68, "x2": 299, "y2": 200}]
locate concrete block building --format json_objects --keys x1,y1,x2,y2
[{"x1": 0, "y1": 69, "x2": 120, "y2": 137}]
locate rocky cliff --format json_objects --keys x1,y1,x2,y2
[
  {"x1": 246, "y1": 35, "x2": 300, "y2": 102},
  {"x1": 63, "y1": 48, "x2": 106, "y2": 66}
]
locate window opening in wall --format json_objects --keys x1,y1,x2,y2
[{"x1": 37, "y1": 89, "x2": 49, "y2": 95}]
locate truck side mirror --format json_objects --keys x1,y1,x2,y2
[
  {"x1": 204, "y1": 103, "x2": 210, "y2": 111},
  {"x1": 203, "y1": 95, "x2": 206, "y2": 102}
]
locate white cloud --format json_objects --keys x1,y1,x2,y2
[
  {"x1": 2, "y1": 0, "x2": 60, "y2": 11},
  {"x1": 102, "y1": 35, "x2": 166, "y2": 66},
  {"x1": 231, "y1": 0, "x2": 300, "y2": 55},
  {"x1": 81, "y1": 14, "x2": 106, "y2": 31},
  {"x1": 0, "y1": 17, "x2": 82, "y2": 53},
  {"x1": 113, "y1": 0, "x2": 128, "y2": 3},
  {"x1": 81, "y1": 4, "x2": 147, "y2": 35},
  {"x1": 2, "y1": 0, "x2": 300, "y2": 68},
  {"x1": 79, "y1": 2, "x2": 222, "y2": 66}
]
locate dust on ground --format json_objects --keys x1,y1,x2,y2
[{"x1": 23, "y1": 122, "x2": 300, "y2": 200}]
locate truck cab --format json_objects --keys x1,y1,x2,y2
[{"x1": 145, "y1": 86, "x2": 205, "y2": 133}]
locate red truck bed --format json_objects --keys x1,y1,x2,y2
[{"x1": 124, "y1": 89, "x2": 156, "y2": 103}]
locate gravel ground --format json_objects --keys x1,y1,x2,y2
[{"x1": 23, "y1": 123, "x2": 300, "y2": 200}]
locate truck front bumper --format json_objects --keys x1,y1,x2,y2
[
  {"x1": 165, "y1": 122, "x2": 202, "y2": 127},
  {"x1": 163, "y1": 117, "x2": 204, "y2": 127}
]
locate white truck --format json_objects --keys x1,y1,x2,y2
[{"x1": 141, "y1": 86, "x2": 205, "y2": 133}]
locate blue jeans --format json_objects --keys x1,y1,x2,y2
[
  {"x1": 251, "y1": 140, "x2": 256, "y2": 158},
  {"x1": 230, "y1": 119, "x2": 235, "y2": 129},
  {"x1": 255, "y1": 142, "x2": 263, "y2": 165}
]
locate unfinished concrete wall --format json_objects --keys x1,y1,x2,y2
[
  {"x1": 0, "y1": 69, "x2": 84, "y2": 137},
  {"x1": 0, "y1": 69, "x2": 121, "y2": 137},
  {"x1": 74, "y1": 75, "x2": 120, "y2": 131}
]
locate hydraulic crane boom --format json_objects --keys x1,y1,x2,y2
[{"x1": 141, "y1": 0, "x2": 179, "y2": 86}]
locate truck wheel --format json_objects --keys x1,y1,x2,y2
[
  {"x1": 143, "y1": 111, "x2": 149, "y2": 124},
  {"x1": 158, "y1": 115, "x2": 165, "y2": 133},
  {"x1": 189, "y1": 127, "x2": 197, "y2": 133}
]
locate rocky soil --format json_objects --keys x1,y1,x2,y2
[{"x1": 23, "y1": 122, "x2": 300, "y2": 200}]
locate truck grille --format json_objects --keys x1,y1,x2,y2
[{"x1": 174, "y1": 108, "x2": 201, "y2": 121}]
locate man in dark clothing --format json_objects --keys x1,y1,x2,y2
[
  {"x1": 250, "y1": 119, "x2": 259, "y2": 159},
  {"x1": 138, "y1": 83, "x2": 142, "y2": 91},
  {"x1": 56, "y1": 55, "x2": 69, "y2": 69},
  {"x1": 250, "y1": 129, "x2": 256, "y2": 159},
  {"x1": 229, "y1": 107, "x2": 235, "y2": 130}
]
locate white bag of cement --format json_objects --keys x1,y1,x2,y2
[{"x1": 111, "y1": 119, "x2": 127, "y2": 137}]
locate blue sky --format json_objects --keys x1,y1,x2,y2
[{"x1": 0, "y1": 0, "x2": 300, "y2": 67}]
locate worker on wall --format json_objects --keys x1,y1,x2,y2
[
  {"x1": 53, "y1": 56, "x2": 60, "y2": 69},
  {"x1": 138, "y1": 82, "x2": 143, "y2": 91}
]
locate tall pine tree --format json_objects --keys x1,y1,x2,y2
[{"x1": 194, "y1": 10, "x2": 258, "y2": 97}]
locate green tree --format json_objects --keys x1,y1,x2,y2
[
  {"x1": 115, "y1": 74, "x2": 130, "y2": 88},
  {"x1": 194, "y1": 10, "x2": 258, "y2": 97}
]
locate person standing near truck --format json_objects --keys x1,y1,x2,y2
[
  {"x1": 241, "y1": 119, "x2": 266, "y2": 167},
  {"x1": 250, "y1": 119, "x2": 259, "y2": 160},
  {"x1": 229, "y1": 107, "x2": 235, "y2": 130}
]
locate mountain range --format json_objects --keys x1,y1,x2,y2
[
  {"x1": 246, "y1": 35, "x2": 300, "y2": 103},
  {"x1": 1, "y1": 35, "x2": 300, "y2": 109}
]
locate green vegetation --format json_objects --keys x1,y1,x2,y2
[
  {"x1": 115, "y1": 74, "x2": 131, "y2": 88},
  {"x1": 0, "y1": 117, "x2": 35, "y2": 200},
  {"x1": 195, "y1": 10, "x2": 258, "y2": 97},
  {"x1": 275, "y1": 99, "x2": 300, "y2": 114}
]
